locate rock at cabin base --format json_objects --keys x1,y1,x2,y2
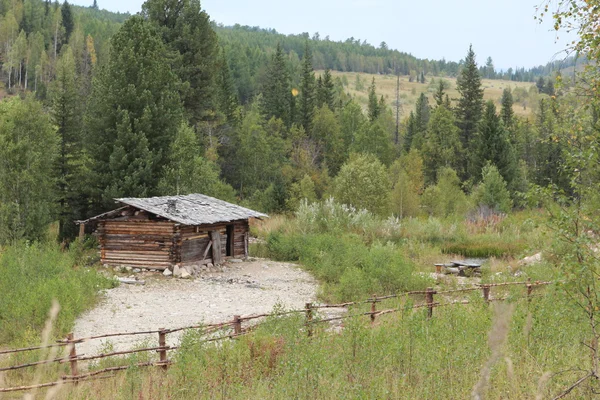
[
  {"x1": 163, "y1": 268, "x2": 173, "y2": 277},
  {"x1": 133, "y1": 268, "x2": 141, "y2": 273},
  {"x1": 173, "y1": 265, "x2": 181, "y2": 278},
  {"x1": 181, "y1": 270, "x2": 191, "y2": 279}
]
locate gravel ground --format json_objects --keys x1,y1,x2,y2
[{"x1": 73, "y1": 259, "x2": 317, "y2": 355}]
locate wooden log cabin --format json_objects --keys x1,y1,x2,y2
[{"x1": 77, "y1": 194, "x2": 268, "y2": 270}]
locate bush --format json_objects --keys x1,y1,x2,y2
[
  {"x1": 266, "y1": 231, "x2": 429, "y2": 301},
  {"x1": 0, "y1": 242, "x2": 113, "y2": 344}
]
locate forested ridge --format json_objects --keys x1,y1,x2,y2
[{"x1": 0, "y1": 0, "x2": 588, "y2": 244}]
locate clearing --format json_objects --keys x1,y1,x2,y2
[{"x1": 73, "y1": 259, "x2": 317, "y2": 355}]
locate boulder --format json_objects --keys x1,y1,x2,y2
[
  {"x1": 133, "y1": 268, "x2": 141, "y2": 273},
  {"x1": 173, "y1": 265, "x2": 181, "y2": 278},
  {"x1": 163, "y1": 268, "x2": 173, "y2": 277},
  {"x1": 180, "y1": 270, "x2": 191, "y2": 279}
]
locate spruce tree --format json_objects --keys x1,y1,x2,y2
[
  {"x1": 261, "y1": 42, "x2": 290, "y2": 125},
  {"x1": 500, "y1": 87, "x2": 514, "y2": 129},
  {"x1": 367, "y1": 77, "x2": 379, "y2": 122},
  {"x1": 216, "y1": 47, "x2": 239, "y2": 125},
  {"x1": 299, "y1": 40, "x2": 316, "y2": 131},
  {"x1": 48, "y1": 46, "x2": 82, "y2": 239},
  {"x1": 476, "y1": 100, "x2": 516, "y2": 186},
  {"x1": 415, "y1": 93, "x2": 430, "y2": 133},
  {"x1": 321, "y1": 68, "x2": 335, "y2": 110},
  {"x1": 404, "y1": 111, "x2": 417, "y2": 152},
  {"x1": 434, "y1": 80, "x2": 445, "y2": 106},
  {"x1": 85, "y1": 16, "x2": 183, "y2": 211},
  {"x1": 142, "y1": 0, "x2": 219, "y2": 125},
  {"x1": 456, "y1": 45, "x2": 484, "y2": 177},
  {"x1": 61, "y1": 1, "x2": 73, "y2": 43}
]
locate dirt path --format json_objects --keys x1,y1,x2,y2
[{"x1": 73, "y1": 259, "x2": 317, "y2": 355}]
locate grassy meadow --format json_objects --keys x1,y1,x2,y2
[
  {"x1": 323, "y1": 70, "x2": 536, "y2": 119},
  {"x1": 0, "y1": 205, "x2": 594, "y2": 399}
]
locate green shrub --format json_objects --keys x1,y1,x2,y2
[{"x1": 266, "y1": 231, "x2": 429, "y2": 301}]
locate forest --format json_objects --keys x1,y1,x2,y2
[{"x1": 0, "y1": 0, "x2": 578, "y2": 244}]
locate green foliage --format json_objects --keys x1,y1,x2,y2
[
  {"x1": 333, "y1": 153, "x2": 390, "y2": 215},
  {"x1": 266, "y1": 231, "x2": 425, "y2": 301},
  {"x1": 49, "y1": 45, "x2": 84, "y2": 239},
  {"x1": 389, "y1": 150, "x2": 424, "y2": 218},
  {"x1": 311, "y1": 104, "x2": 345, "y2": 173},
  {"x1": 0, "y1": 96, "x2": 58, "y2": 243},
  {"x1": 0, "y1": 242, "x2": 113, "y2": 344},
  {"x1": 421, "y1": 167, "x2": 470, "y2": 217},
  {"x1": 475, "y1": 100, "x2": 516, "y2": 185},
  {"x1": 456, "y1": 45, "x2": 484, "y2": 177},
  {"x1": 352, "y1": 121, "x2": 394, "y2": 166},
  {"x1": 159, "y1": 123, "x2": 235, "y2": 201},
  {"x1": 472, "y1": 164, "x2": 513, "y2": 213},
  {"x1": 142, "y1": 0, "x2": 219, "y2": 124},
  {"x1": 261, "y1": 43, "x2": 291, "y2": 125},
  {"x1": 367, "y1": 77, "x2": 379, "y2": 122},
  {"x1": 299, "y1": 41, "x2": 316, "y2": 131},
  {"x1": 421, "y1": 105, "x2": 463, "y2": 183}
]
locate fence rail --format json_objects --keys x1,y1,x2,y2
[{"x1": 0, "y1": 279, "x2": 551, "y2": 393}]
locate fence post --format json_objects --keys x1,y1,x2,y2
[
  {"x1": 526, "y1": 278, "x2": 533, "y2": 302},
  {"x1": 67, "y1": 333, "x2": 79, "y2": 382},
  {"x1": 233, "y1": 315, "x2": 242, "y2": 335},
  {"x1": 482, "y1": 285, "x2": 490, "y2": 303},
  {"x1": 305, "y1": 303, "x2": 313, "y2": 337},
  {"x1": 370, "y1": 295, "x2": 377, "y2": 325},
  {"x1": 426, "y1": 288, "x2": 435, "y2": 319},
  {"x1": 158, "y1": 328, "x2": 168, "y2": 371}
]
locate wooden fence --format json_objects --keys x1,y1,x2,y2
[{"x1": 0, "y1": 279, "x2": 551, "y2": 393}]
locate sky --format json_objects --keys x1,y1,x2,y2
[{"x1": 73, "y1": 0, "x2": 574, "y2": 70}]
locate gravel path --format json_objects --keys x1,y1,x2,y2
[{"x1": 73, "y1": 259, "x2": 317, "y2": 355}]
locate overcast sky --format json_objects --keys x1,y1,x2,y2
[{"x1": 74, "y1": 0, "x2": 574, "y2": 70}]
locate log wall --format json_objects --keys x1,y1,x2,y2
[
  {"x1": 97, "y1": 218, "x2": 250, "y2": 270},
  {"x1": 98, "y1": 220, "x2": 175, "y2": 269}
]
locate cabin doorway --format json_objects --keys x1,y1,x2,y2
[{"x1": 226, "y1": 224, "x2": 234, "y2": 257}]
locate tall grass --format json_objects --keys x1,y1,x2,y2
[
  {"x1": 58, "y1": 289, "x2": 591, "y2": 399},
  {"x1": 0, "y1": 241, "x2": 114, "y2": 345}
]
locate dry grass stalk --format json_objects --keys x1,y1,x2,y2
[
  {"x1": 535, "y1": 371, "x2": 552, "y2": 400},
  {"x1": 22, "y1": 300, "x2": 62, "y2": 400},
  {"x1": 472, "y1": 303, "x2": 515, "y2": 400}
]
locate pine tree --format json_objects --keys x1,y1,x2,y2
[
  {"x1": 91, "y1": 0, "x2": 98, "y2": 8},
  {"x1": 261, "y1": 42, "x2": 290, "y2": 125},
  {"x1": 299, "y1": 40, "x2": 316, "y2": 131},
  {"x1": 367, "y1": 77, "x2": 379, "y2": 122},
  {"x1": 142, "y1": 0, "x2": 219, "y2": 125},
  {"x1": 456, "y1": 45, "x2": 484, "y2": 177},
  {"x1": 85, "y1": 16, "x2": 183, "y2": 211},
  {"x1": 420, "y1": 71, "x2": 426, "y2": 84},
  {"x1": 48, "y1": 46, "x2": 82, "y2": 239}
]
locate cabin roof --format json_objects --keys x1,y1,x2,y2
[{"x1": 79, "y1": 194, "x2": 268, "y2": 226}]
